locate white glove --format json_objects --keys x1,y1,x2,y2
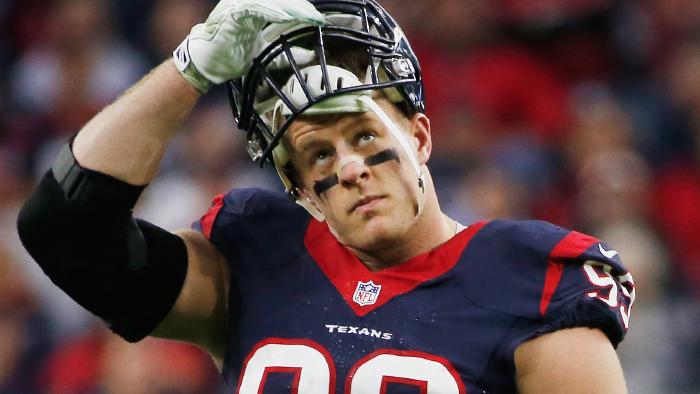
[{"x1": 173, "y1": 0, "x2": 324, "y2": 93}]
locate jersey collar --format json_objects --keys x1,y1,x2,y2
[{"x1": 304, "y1": 219, "x2": 487, "y2": 316}]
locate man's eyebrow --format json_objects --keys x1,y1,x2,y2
[{"x1": 294, "y1": 137, "x2": 326, "y2": 155}]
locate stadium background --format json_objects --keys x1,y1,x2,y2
[{"x1": 1, "y1": 0, "x2": 699, "y2": 392}]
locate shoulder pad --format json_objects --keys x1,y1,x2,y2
[
  {"x1": 456, "y1": 220, "x2": 634, "y2": 346},
  {"x1": 192, "y1": 188, "x2": 311, "y2": 269}
]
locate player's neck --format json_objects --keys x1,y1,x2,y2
[{"x1": 351, "y1": 200, "x2": 458, "y2": 272}]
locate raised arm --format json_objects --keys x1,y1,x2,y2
[
  {"x1": 16, "y1": 60, "x2": 219, "y2": 351},
  {"x1": 17, "y1": 0, "x2": 325, "y2": 361},
  {"x1": 69, "y1": 61, "x2": 235, "y2": 358},
  {"x1": 72, "y1": 60, "x2": 200, "y2": 185}
]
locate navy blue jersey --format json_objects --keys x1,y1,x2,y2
[{"x1": 194, "y1": 188, "x2": 634, "y2": 393}]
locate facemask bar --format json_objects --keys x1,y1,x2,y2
[{"x1": 227, "y1": 0, "x2": 423, "y2": 166}]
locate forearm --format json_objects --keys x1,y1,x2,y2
[{"x1": 72, "y1": 59, "x2": 200, "y2": 185}]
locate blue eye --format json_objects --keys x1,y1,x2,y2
[
  {"x1": 357, "y1": 133, "x2": 375, "y2": 145},
  {"x1": 313, "y1": 150, "x2": 332, "y2": 165}
]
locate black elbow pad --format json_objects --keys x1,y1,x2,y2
[{"x1": 17, "y1": 147, "x2": 188, "y2": 342}]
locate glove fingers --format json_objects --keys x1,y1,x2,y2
[
  {"x1": 175, "y1": 0, "x2": 326, "y2": 90},
  {"x1": 267, "y1": 46, "x2": 317, "y2": 70},
  {"x1": 213, "y1": 0, "x2": 324, "y2": 26},
  {"x1": 276, "y1": 0, "x2": 325, "y2": 25}
]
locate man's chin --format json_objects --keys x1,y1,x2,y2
[{"x1": 350, "y1": 217, "x2": 402, "y2": 248}]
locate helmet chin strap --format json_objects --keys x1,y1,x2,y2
[{"x1": 357, "y1": 95, "x2": 426, "y2": 217}]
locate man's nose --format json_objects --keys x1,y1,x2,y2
[{"x1": 337, "y1": 155, "x2": 369, "y2": 186}]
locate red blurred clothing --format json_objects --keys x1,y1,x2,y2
[
  {"x1": 494, "y1": 0, "x2": 611, "y2": 24},
  {"x1": 38, "y1": 329, "x2": 219, "y2": 394},
  {"x1": 653, "y1": 162, "x2": 700, "y2": 295},
  {"x1": 415, "y1": 42, "x2": 571, "y2": 143},
  {"x1": 37, "y1": 330, "x2": 104, "y2": 393}
]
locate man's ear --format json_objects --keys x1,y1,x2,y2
[{"x1": 410, "y1": 113, "x2": 432, "y2": 165}]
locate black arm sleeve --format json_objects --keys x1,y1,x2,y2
[{"x1": 17, "y1": 168, "x2": 188, "y2": 342}]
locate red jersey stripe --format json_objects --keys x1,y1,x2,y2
[
  {"x1": 305, "y1": 220, "x2": 487, "y2": 317},
  {"x1": 200, "y1": 194, "x2": 225, "y2": 240},
  {"x1": 539, "y1": 231, "x2": 598, "y2": 316}
]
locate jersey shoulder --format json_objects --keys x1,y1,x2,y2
[
  {"x1": 457, "y1": 219, "x2": 634, "y2": 346},
  {"x1": 469, "y1": 219, "x2": 628, "y2": 272},
  {"x1": 193, "y1": 188, "x2": 311, "y2": 269}
]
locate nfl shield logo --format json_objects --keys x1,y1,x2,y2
[{"x1": 353, "y1": 280, "x2": 382, "y2": 306}]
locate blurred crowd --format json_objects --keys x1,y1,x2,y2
[{"x1": 0, "y1": 0, "x2": 699, "y2": 392}]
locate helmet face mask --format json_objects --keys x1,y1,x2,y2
[{"x1": 227, "y1": 0, "x2": 424, "y2": 167}]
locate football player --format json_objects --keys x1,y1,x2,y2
[{"x1": 17, "y1": 0, "x2": 634, "y2": 392}]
